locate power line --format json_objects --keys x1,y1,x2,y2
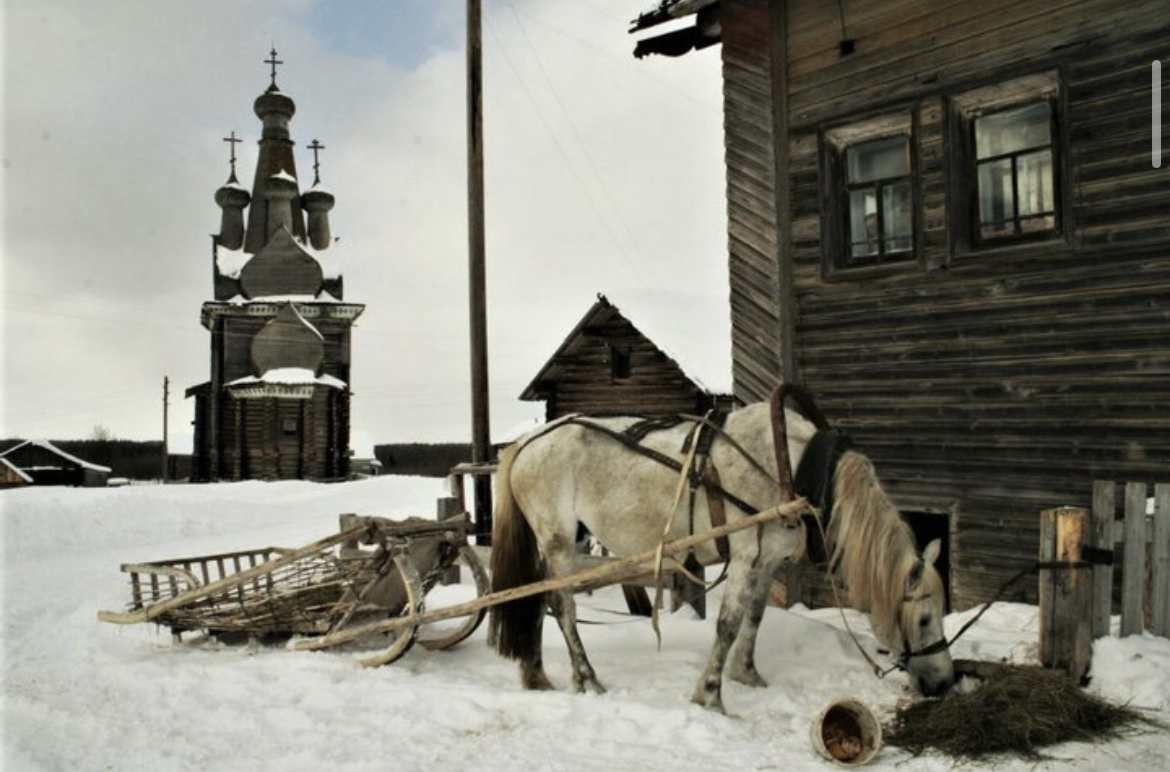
[
  {"x1": 503, "y1": 0, "x2": 658, "y2": 286},
  {"x1": 482, "y1": 6, "x2": 651, "y2": 287}
]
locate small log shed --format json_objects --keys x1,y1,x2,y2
[
  {"x1": 520, "y1": 294, "x2": 734, "y2": 420},
  {"x1": 0, "y1": 440, "x2": 111, "y2": 487}
]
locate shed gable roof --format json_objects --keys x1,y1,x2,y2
[{"x1": 520, "y1": 295, "x2": 709, "y2": 402}]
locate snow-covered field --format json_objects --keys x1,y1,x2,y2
[{"x1": 2, "y1": 478, "x2": 1167, "y2": 771}]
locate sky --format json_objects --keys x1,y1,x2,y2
[{"x1": 0, "y1": 0, "x2": 728, "y2": 456}]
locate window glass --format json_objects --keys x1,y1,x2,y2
[
  {"x1": 882, "y1": 180, "x2": 913, "y2": 253},
  {"x1": 975, "y1": 102, "x2": 1050, "y2": 159},
  {"x1": 849, "y1": 188, "x2": 879, "y2": 257},
  {"x1": 1016, "y1": 149, "x2": 1054, "y2": 217},
  {"x1": 977, "y1": 157, "x2": 1014, "y2": 234},
  {"x1": 847, "y1": 136, "x2": 909, "y2": 183}
]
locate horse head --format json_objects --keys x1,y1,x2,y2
[{"x1": 895, "y1": 538, "x2": 954, "y2": 696}]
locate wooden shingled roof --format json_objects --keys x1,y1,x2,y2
[{"x1": 519, "y1": 294, "x2": 718, "y2": 417}]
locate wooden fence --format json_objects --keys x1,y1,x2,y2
[{"x1": 1039, "y1": 482, "x2": 1170, "y2": 679}]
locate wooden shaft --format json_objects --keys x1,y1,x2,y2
[
  {"x1": 292, "y1": 498, "x2": 808, "y2": 652},
  {"x1": 97, "y1": 525, "x2": 372, "y2": 625}
]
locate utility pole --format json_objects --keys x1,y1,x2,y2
[
  {"x1": 467, "y1": 0, "x2": 493, "y2": 543},
  {"x1": 162, "y1": 376, "x2": 170, "y2": 482}
]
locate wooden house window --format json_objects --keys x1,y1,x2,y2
[
  {"x1": 974, "y1": 102, "x2": 1057, "y2": 241},
  {"x1": 821, "y1": 111, "x2": 917, "y2": 276},
  {"x1": 950, "y1": 71, "x2": 1063, "y2": 252},
  {"x1": 846, "y1": 136, "x2": 914, "y2": 259},
  {"x1": 609, "y1": 343, "x2": 632, "y2": 381}
]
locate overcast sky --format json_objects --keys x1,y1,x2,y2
[{"x1": 1, "y1": 0, "x2": 727, "y2": 455}]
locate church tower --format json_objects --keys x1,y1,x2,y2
[{"x1": 187, "y1": 50, "x2": 364, "y2": 481}]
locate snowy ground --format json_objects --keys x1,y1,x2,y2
[{"x1": 2, "y1": 478, "x2": 1167, "y2": 771}]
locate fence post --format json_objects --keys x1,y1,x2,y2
[
  {"x1": 1121, "y1": 483, "x2": 1148, "y2": 637},
  {"x1": 1039, "y1": 506, "x2": 1092, "y2": 681},
  {"x1": 437, "y1": 495, "x2": 464, "y2": 586},
  {"x1": 1090, "y1": 481, "x2": 1115, "y2": 639},
  {"x1": 1152, "y1": 484, "x2": 1170, "y2": 637}
]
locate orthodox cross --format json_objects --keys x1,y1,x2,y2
[
  {"x1": 223, "y1": 131, "x2": 243, "y2": 178},
  {"x1": 264, "y1": 47, "x2": 283, "y2": 88},
  {"x1": 307, "y1": 139, "x2": 325, "y2": 185}
]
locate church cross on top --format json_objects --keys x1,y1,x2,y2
[
  {"x1": 265, "y1": 47, "x2": 284, "y2": 88},
  {"x1": 308, "y1": 139, "x2": 325, "y2": 185},
  {"x1": 223, "y1": 131, "x2": 243, "y2": 178}
]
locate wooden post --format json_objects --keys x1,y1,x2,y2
[
  {"x1": 1152, "y1": 484, "x2": 1170, "y2": 637},
  {"x1": 437, "y1": 495, "x2": 464, "y2": 586},
  {"x1": 466, "y1": 0, "x2": 493, "y2": 544},
  {"x1": 1090, "y1": 481, "x2": 1115, "y2": 638},
  {"x1": 1038, "y1": 506, "x2": 1092, "y2": 681},
  {"x1": 1121, "y1": 482, "x2": 1147, "y2": 636},
  {"x1": 162, "y1": 376, "x2": 170, "y2": 481}
]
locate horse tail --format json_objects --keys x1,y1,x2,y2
[{"x1": 488, "y1": 443, "x2": 546, "y2": 662}]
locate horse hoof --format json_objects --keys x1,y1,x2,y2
[
  {"x1": 690, "y1": 688, "x2": 726, "y2": 714},
  {"x1": 574, "y1": 677, "x2": 607, "y2": 695},
  {"x1": 522, "y1": 672, "x2": 556, "y2": 691},
  {"x1": 730, "y1": 666, "x2": 768, "y2": 689}
]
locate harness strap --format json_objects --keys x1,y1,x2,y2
[
  {"x1": 703, "y1": 464, "x2": 730, "y2": 560},
  {"x1": 561, "y1": 417, "x2": 764, "y2": 518}
]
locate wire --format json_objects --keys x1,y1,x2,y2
[
  {"x1": 482, "y1": 5, "x2": 651, "y2": 287},
  {"x1": 503, "y1": 0, "x2": 656, "y2": 286}
]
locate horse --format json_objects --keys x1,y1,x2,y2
[{"x1": 488, "y1": 400, "x2": 954, "y2": 713}]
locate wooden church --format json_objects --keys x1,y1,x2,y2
[{"x1": 187, "y1": 52, "x2": 364, "y2": 482}]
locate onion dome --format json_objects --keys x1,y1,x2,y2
[
  {"x1": 214, "y1": 173, "x2": 251, "y2": 250},
  {"x1": 302, "y1": 184, "x2": 335, "y2": 250},
  {"x1": 263, "y1": 170, "x2": 299, "y2": 237},
  {"x1": 254, "y1": 86, "x2": 296, "y2": 126}
]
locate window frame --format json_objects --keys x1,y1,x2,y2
[
  {"x1": 948, "y1": 71, "x2": 1067, "y2": 255},
  {"x1": 820, "y1": 111, "x2": 920, "y2": 279}
]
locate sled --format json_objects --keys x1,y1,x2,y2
[{"x1": 98, "y1": 513, "x2": 489, "y2": 666}]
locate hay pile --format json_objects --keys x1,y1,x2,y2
[{"x1": 885, "y1": 665, "x2": 1155, "y2": 760}]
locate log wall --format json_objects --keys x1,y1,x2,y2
[{"x1": 720, "y1": 0, "x2": 1170, "y2": 609}]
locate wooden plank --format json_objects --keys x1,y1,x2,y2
[
  {"x1": 1152, "y1": 484, "x2": 1170, "y2": 636},
  {"x1": 292, "y1": 498, "x2": 810, "y2": 657},
  {"x1": 1090, "y1": 481, "x2": 1115, "y2": 638},
  {"x1": 1038, "y1": 507, "x2": 1092, "y2": 680},
  {"x1": 98, "y1": 525, "x2": 372, "y2": 625},
  {"x1": 1121, "y1": 482, "x2": 1148, "y2": 636}
]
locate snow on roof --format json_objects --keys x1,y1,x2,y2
[
  {"x1": 215, "y1": 245, "x2": 251, "y2": 279},
  {"x1": 227, "y1": 368, "x2": 347, "y2": 389},
  {"x1": 280, "y1": 302, "x2": 325, "y2": 341},
  {"x1": 216, "y1": 232, "x2": 341, "y2": 285},
  {"x1": 1, "y1": 457, "x2": 33, "y2": 483},
  {"x1": 299, "y1": 240, "x2": 341, "y2": 281},
  {"x1": 270, "y1": 169, "x2": 297, "y2": 183},
  {"x1": 226, "y1": 294, "x2": 344, "y2": 305},
  {"x1": 0, "y1": 440, "x2": 112, "y2": 473}
]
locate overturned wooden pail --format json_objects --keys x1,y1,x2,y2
[{"x1": 810, "y1": 698, "x2": 882, "y2": 766}]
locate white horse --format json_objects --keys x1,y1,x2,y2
[{"x1": 489, "y1": 400, "x2": 953, "y2": 713}]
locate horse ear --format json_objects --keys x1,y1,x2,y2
[{"x1": 922, "y1": 538, "x2": 942, "y2": 568}]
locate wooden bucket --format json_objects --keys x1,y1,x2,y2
[{"x1": 810, "y1": 698, "x2": 882, "y2": 766}]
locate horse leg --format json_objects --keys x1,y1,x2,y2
[
  {"x1": 727, "y1": 564, "x2": 776, "y2": 688},
  {"x1": 545, "y1": 551, "x2": 606, "y2": 694},
  {"x1": 518, "y1": 606, "x2": 555, "y2": 691},
  {"x1": 729, "y1": 521, "x2": 802, "y2": 688},
  {"x1": 691, "y1": 560, "x2": 753, "y2": 713}
]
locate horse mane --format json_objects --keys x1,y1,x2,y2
[{"x1": 826, "y1": 451, "x2": 923, "y2": 645}]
